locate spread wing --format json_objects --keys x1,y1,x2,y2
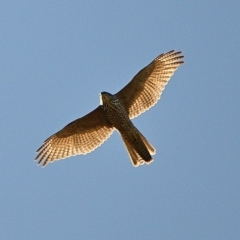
[
  {"x1": 116, "y1": 50, "x2": 184, "y2": 119},
  {"x1": 35, "y1": 106, "x2": 114, "y2": 167}
]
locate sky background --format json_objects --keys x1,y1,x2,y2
[{"x1": 1, "y1": 1, "x2": 239, "y2": 239}]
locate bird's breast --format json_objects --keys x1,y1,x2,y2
[{"x1": 103, "y1": 100, "x2": 134, "y2": 132}]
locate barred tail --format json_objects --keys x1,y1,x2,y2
[{"x1": 120, "y1": 128, "x2": 155, "y2": 167}]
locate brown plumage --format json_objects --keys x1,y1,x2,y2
[{"x1": 35, "y1": 50, "x2": 184, "y2": 167}]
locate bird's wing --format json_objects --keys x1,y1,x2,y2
[
  {"x1": 35, "y1": 106, "x2": 114, "y2": 167},
  {"x1": 116, "y1": 50, "x2": 184, "y2": 119}
]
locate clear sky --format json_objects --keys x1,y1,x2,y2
[{"x1": 1, "y1": 1, "x2": 239, "y2": 239}]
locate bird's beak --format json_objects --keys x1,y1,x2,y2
[{"x1": 99, "y1": 93, "x2": 103, "y2": 105}]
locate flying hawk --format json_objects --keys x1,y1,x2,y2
[{"x1": 36, "y1": 50, "x2": 184, "y2": 167}]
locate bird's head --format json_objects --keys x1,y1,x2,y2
[{"x1": 99, "y1": 92, "x2": 113, "y2": 105}]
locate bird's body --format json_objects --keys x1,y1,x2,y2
[
  {"x1": 100, "y1": 92, "x2": 153, "y2": 166},
  {"x1": 36, "y1": 50, "x2": 184, "y2": 167}
]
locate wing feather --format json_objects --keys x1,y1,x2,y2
[
  {"x1": 35, "y1": 106, "x2": 114, "y2": 166},
  {"x1": 116, "y1": 50, "x2": 184, "y2": 119}
]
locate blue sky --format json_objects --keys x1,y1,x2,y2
[{"x1": 1, "y1": 1, "x2": 239, "y2": 239}]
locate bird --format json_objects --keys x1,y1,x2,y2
[{"x1": 35, "y1": 50, "x2": 184, "y2": 167}]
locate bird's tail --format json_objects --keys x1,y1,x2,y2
[{"x1": 120, "y1": 128, "x2": 156, "y2": 167}]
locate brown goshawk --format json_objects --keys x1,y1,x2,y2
[{"x1": 35, "y1": 50, "x2": 184, "y2": 167}]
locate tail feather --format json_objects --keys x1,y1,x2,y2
[
  {"x1": 122, "y1": 138, "x2": 145, "y2": 167},
  {"x1": 120, "y1": 128, "x2": 155, "y2": 167},
  {"x1": 137, "y1": 130, "x2": 156, "y2": 155}
]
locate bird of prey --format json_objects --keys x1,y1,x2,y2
[{"x1": 36, "y1": 50, "x2": 184, "y2": 167}]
